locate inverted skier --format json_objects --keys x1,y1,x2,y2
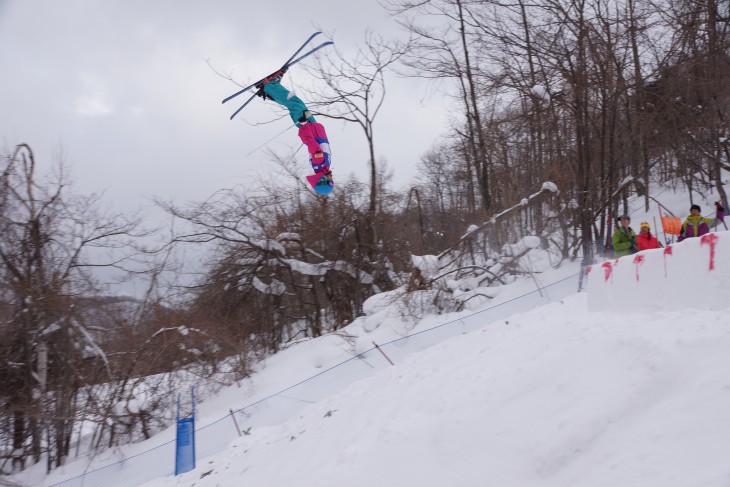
[{"x1": 256, "y1": 71, "x2": 334, "y2": 195}]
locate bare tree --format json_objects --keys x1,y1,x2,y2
[
  {"x1": 158, "y1": 177, "x2": 393, "y2": 355},
  {"x1": 302, "y1": 32, "x2": 406, "y2": 258},
  {"x1": 0, "y1": 144, "x2": 148, "y2": 472},
  {"x1": 650, "y1": 0, "x2": 730, "y2": 206},
  {"x1": 386, "y1": 0, "x2": 492, "y2": 212}
]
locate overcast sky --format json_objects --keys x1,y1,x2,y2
[{"x1": 0, "y1": 0, "x2": 450, "y2": 217}]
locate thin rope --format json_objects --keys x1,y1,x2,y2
[{"x1": 244, "y1": 124, "x2": 297, "y2": 157}]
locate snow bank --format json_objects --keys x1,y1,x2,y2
[
  {"x1": 587, "y1": 231, "x2": 730, "y2": 312},
  {"x1": 144, "y1": 293, "x2": 730, "y2": 487}
]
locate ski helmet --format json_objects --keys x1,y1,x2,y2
[{"x1": 314, "y1": 175, "x2": 334, "y2": 195}]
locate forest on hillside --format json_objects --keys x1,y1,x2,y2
[{"x1": 1, "y1": 0, "x2": 728, "y2": 476}]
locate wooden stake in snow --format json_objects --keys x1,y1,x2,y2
[
  {"x1": 372, "y1": 341, "x2": 395, "y2": 366},
  {"x1": 229, "y1": 409, "x2": 242, "y2": 437}
]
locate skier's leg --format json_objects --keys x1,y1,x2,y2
[{"x1": 263, "y1": 82, "x2": 316, "y2": 126}]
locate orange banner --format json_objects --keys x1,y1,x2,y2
[{"x1": 661, "y1": 216, "x2": 682, "y2": 235}]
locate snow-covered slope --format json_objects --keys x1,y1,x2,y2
[
  {"x1": 139, "y1": 232, "x2": 730, "y2": 487},
  {"x1": 144, "y1": 304, "x2": 730, "y2": 487},
  {"x1": 28, "y1": 261, "x2": 578, "y2": 487}
]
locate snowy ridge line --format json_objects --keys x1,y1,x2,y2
[
  {"x1": 47, "y1": 273, "x2": 580, "y2": 487},
  {"x1": 377, "y1": 272, "x2": 581, "y2": 344}
]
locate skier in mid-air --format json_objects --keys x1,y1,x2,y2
[
  {"x1": 256, "y1": 72, "x2": 334, "y2": 195},
  {"x1": 221, "y1": 32, "x2": 334, "y2": 194}
]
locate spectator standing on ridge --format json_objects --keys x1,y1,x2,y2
[
  {"x1": 636, "y1": 222, "x2": 663, "y2": 251},
  {"x1": 678, "y1": 202, "x2": 724, "y2": 241},
  {"x1": 612, "y1": 215, "x2": 637, "y2": 257}
]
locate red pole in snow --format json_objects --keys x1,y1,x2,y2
[
  {"x1": 372, "y1": 341, "x2": 395, "y2": 366},
  {"x1": 229, "y1": 409, "x2": 242, "y2": 437}
]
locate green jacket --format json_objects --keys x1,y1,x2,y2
[{"x1": 612, "y1": 226, "x2": 637, "y2": 257}]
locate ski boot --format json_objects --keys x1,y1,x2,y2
[{"x1": 255, "y1": 67, "x2": 288, "y2": 100}]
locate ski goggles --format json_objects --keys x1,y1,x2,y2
[{"x1": 316, "y1": 172, "x2": 333, "y2": 188}]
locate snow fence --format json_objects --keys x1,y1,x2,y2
[
  {"x1": 48, "y1": 273, "x2": 580, "y2": 487},
  {"x1": 586, "y1": 231, "x2": 730, "y2": 312}
]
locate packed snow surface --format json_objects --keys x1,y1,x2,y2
[
  {"x1": 143, "y1": 296, "x2": 730, "y2": 487},
  {"x1": 136, "y1": 233, "x2": 730, "y2": 487}
]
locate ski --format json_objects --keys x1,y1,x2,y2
[
  {"x1": 283, "y1": 41, "x2": 333, "y2": 70},
  {"x1": 222, "y1": 34, "x2": 333, "y2": 120},
  {"x1": 226, "y1": 91, "x2": 259, "y2": 120},
  {"x1": 222, "y1": 32, "x2": 322, "y2": 105},
  {"x1": 282, "y1": 31, "x2": 323, "y2": 67}
]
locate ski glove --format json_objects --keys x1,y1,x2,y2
[{"x1": 255, "y1": 89, "x2": 274, "y2": 101}]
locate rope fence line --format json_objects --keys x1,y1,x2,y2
[{"x1": 49, "y1": 273, "x2": 580, "y2": 487}]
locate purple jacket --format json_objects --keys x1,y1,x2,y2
[{"x1": 678, "y1": 207, "x2": 724, "y2": 241}]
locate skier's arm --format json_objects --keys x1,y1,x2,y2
[{"x1": 709, "y1": 202, "x2": 725, "y2": 228}]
